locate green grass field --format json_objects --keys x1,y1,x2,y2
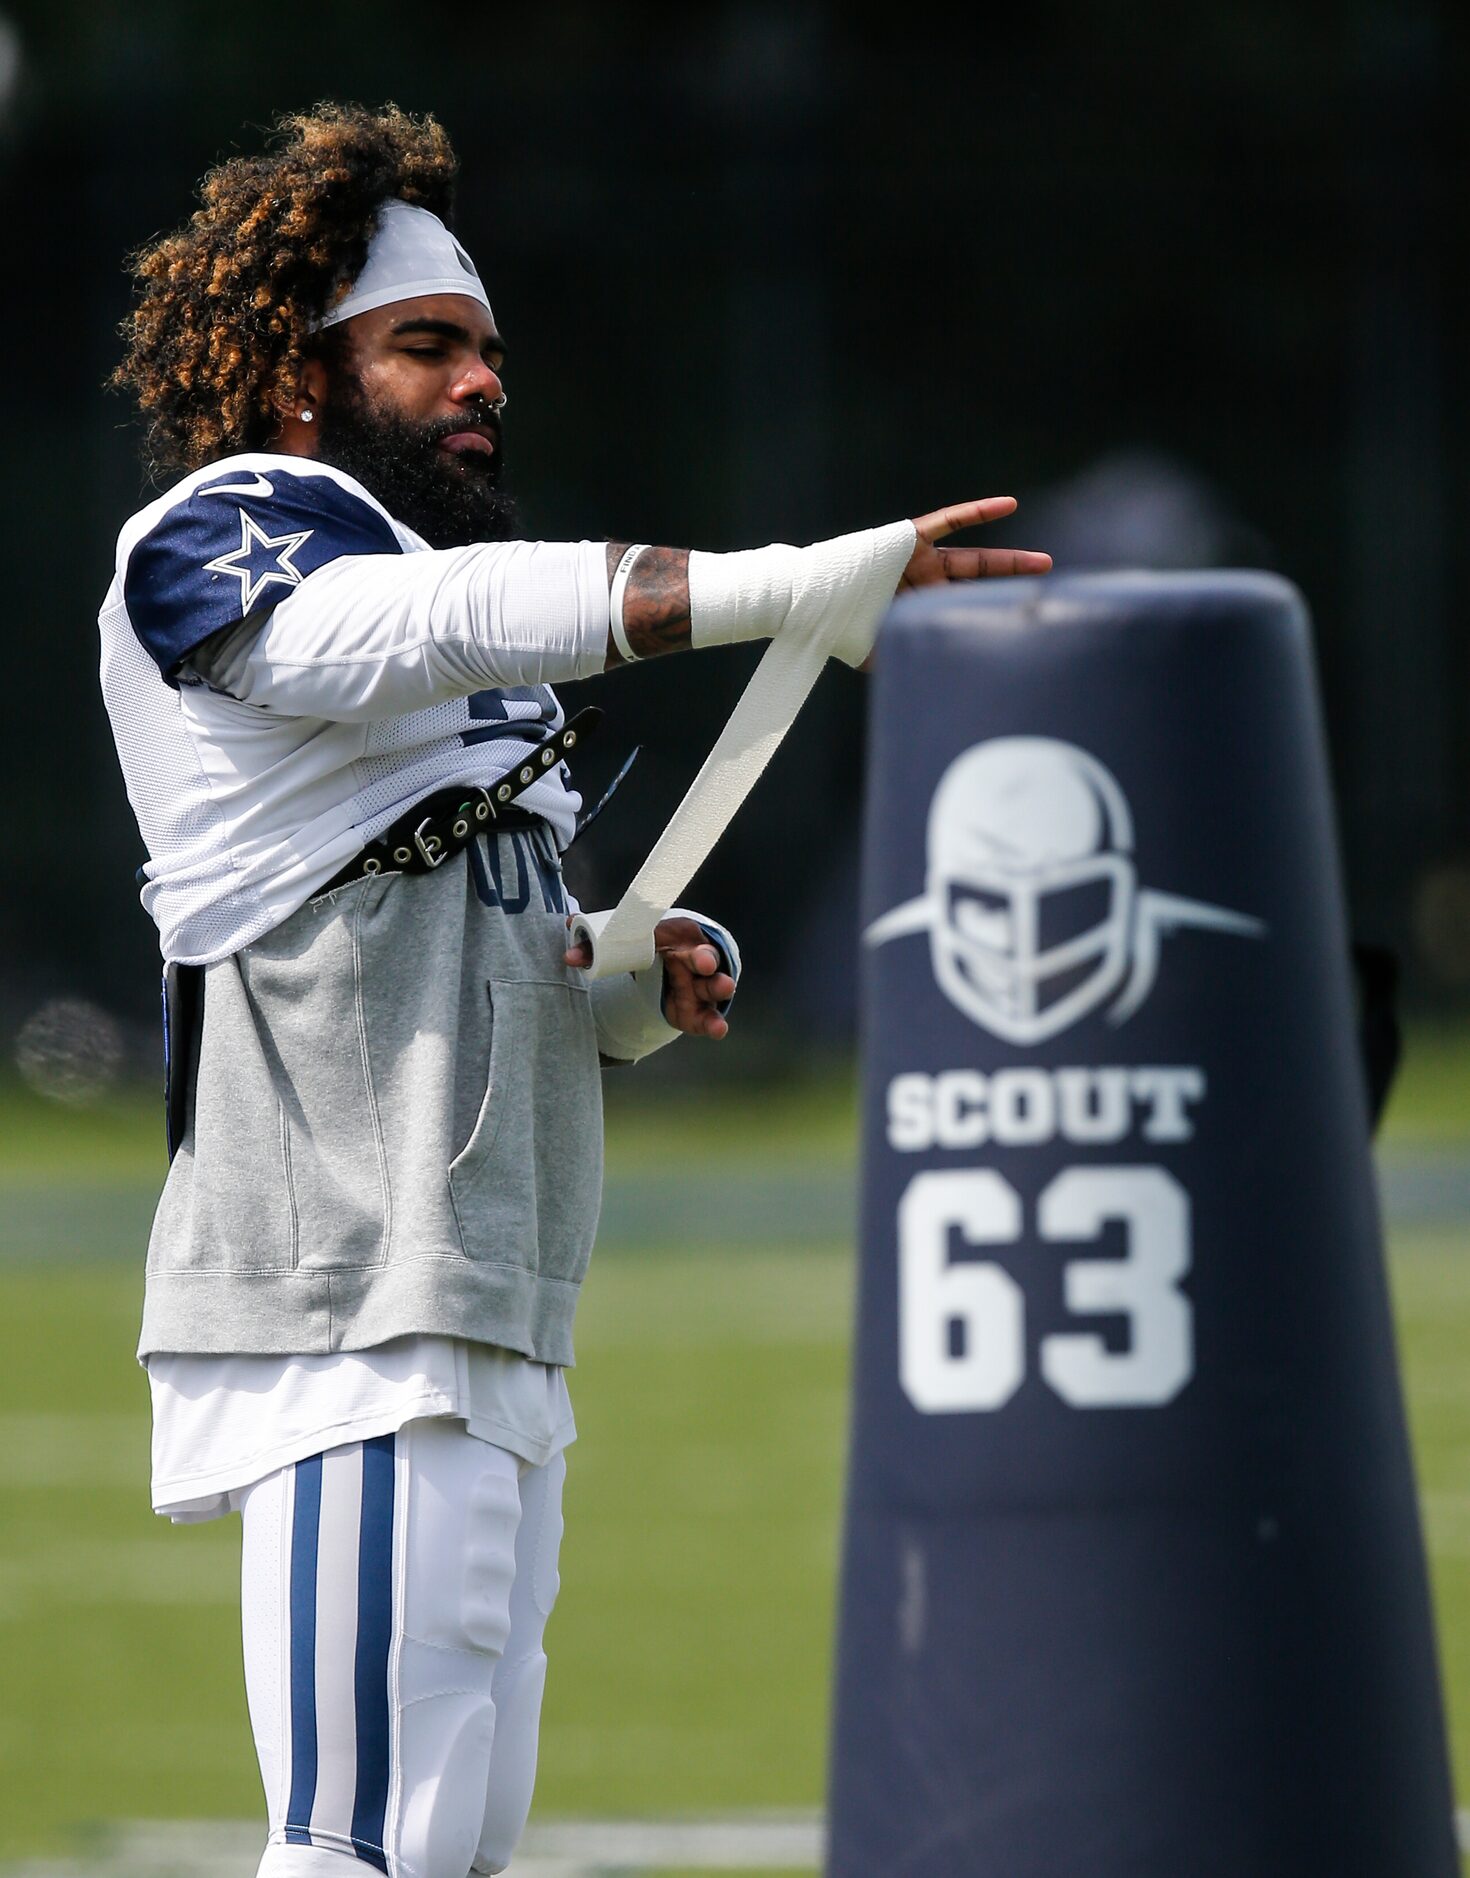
[{"x1": 0, "y1": 1032, "x2": 1467, "y2": 1869}]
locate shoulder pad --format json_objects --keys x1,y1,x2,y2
[{"x1": 122, "y1": 463, "x2": 401, "y2": 683}]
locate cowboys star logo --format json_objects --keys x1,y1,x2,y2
[{"x1": 204, "y1": 510, "x2": 314, "y2": 613}]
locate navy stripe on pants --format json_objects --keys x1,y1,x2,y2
[
  {"x1": 284, "y1": 1453, "x2": 323, "y2": 1846},
  {"x1": 351, "y1": 1435, "x2": 396, "y2": 1871}
]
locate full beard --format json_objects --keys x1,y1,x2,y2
[{"x1": 312, "y1": 385, "x2": 521, "y2": 549}]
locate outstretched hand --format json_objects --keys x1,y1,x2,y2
[
  {"x1": 900, "y1": 496, "x2": 1051, "y2": 591},
  {"x1": 564, "y1": 915, "x2": 735, "y2": 1039}
]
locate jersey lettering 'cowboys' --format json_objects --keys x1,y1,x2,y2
[{"x1": 865, "y1": 736, "x2": 1265, "y2": 1043}]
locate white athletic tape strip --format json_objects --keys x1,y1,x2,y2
[
  {"x1": 570, "y1": 628, "x2": 829, "y2": 977},
  {"x1": 572, "y1": 520, "x2": 915, "y2": 980},
  {"x1": 608, "y1": 544, "x2": 648, "y2": 664}
]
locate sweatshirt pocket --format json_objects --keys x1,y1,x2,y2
[{"x1": 448, "y1": 975, "x2": 603, "y2": 1286}]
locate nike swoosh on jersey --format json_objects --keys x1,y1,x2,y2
[{"x1": 200, "y1": 473, "x2": 275, "y2": 499}]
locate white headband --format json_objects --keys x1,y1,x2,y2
[{"x1": 318, "y1": 199, "x2": 495, "y2": 330}]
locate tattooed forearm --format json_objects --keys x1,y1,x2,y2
[{"x1": 605, "y1": 542, "x2": 692, "y2": 664}]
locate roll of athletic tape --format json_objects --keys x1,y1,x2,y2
[{"x1": 568, "y1": 905, "x2": 658, "y2": 977}]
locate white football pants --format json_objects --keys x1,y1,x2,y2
[{"x1": 239, "y1": 1418, "x2": 565, "y2": 1878}]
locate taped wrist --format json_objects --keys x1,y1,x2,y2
[
  {"x1": 687, "y1": 520, "x2": 916, "y2": 668},
  {"x1": 590, "y1": 966, "x2": 675, "y2": 1065},
  {"x1": 687, "y1": 542, "x2": 801, "y2": 650}
]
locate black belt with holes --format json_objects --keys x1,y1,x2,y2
[{"x1": 319, "y1": 706, "x2": 601, "y2": 894}]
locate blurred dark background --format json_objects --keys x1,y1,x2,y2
[{"x1": 1, "y1": 0, "x2": 1466, "y2": 1078}]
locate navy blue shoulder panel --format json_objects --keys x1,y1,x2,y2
[{"x1": 123, "y1": 466, "x2": 402, "y2": 684}]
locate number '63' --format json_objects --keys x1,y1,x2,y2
[{"x1": 898, "y1": 1166, "x2": 1192, "y2": 1413}]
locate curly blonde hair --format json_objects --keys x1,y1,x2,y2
[{"x1": 112, "y1": 101, "x2": 459, "y2": 475}]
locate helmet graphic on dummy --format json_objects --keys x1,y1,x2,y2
[{"x1": 923, "y1": 738, "x2": 1137, "y2": 1044}]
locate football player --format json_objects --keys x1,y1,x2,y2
[{"x1": 101, "y1": 102, "x2": 1049, "y2": 1877}]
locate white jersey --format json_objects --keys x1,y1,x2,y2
[
  {"x1": 149, "y1": 1336, "x2": 575, "y2": 1521},
  {"x1": 98, "y1": 453, "x2": 610, "y2": 963},
  {"x1": 105, "y1": 451, "x2": 742, "y2": 1528}
]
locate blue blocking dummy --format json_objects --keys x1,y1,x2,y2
[{"x1": 826, "y1": 574, "x2": 1455, "y2": 1877}]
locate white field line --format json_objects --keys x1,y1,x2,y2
[
  {"x1": 10, "y1": 1811, "x2": 1466, "y2": 1872},
  {"x1": 0, "y1": 1814, "x2": 826, "y2": 1876},
  {"x1": 518, "y1": 1815, "x2": 824, "y2": 1868}
]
